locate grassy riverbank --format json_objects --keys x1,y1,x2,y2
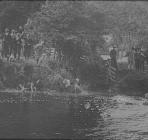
[{"x1": 0, "y1": 58, "x2": 147, "y2": 98}]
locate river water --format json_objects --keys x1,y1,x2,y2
[{"x1": 0, "y1": 92, "x2": 148, "y2": 139}]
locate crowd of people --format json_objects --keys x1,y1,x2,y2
[
  {"x1": 1, "y1": 26, "x2": 33, "y2": 61},
  {"x1": 109, "y1": 45, "x2": 147, "y2": 72},
  {"x1": 128, "y1": 47, "x2": 146, "y2": 72},
  {"x1": 133, "y1": 47, "x2": 145, "y2": 72}
]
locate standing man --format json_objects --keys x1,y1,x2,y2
[
  {"x1": 139, "y1": 49, "x2": 145, "y2": 72},
  {"x1": 24, "y1": 34, "x2": 33, "y2": 59},
  {"x1": 10, "y1": 29, "x2": 17, "y2": 59},
  {"x1": 16, "y1": 32, "x2": 22, "y2": 60},
  {"x1": 128, "y1": 47, "x2": 135, "y2": 71},
  {"x1": 134, "y1": 48, "x2": 141, "y2": 72},
  {"x1": 2, "y1": 28, "x2": 11, "y2": 60},
  {"x1": 110, "y1": 45, "x2": 118, "y2": 70}
]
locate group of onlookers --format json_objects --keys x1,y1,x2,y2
[
  {"x1": 1, "y1": 26, "x2": 33, "y2": 61},
  {"x1": 128, "y1": 47, "x2": 146, "y2": 72},
  {"x1": 109, "y1": 45, "x2": 147, "y2": 72},
  {"x1": 133, "y1": 48, "x2": 145, "y2": 72}
]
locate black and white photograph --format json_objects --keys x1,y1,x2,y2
[{"x1": 0, "y1": 0, "x2": 148, "y2": 139}]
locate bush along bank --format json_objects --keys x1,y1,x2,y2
[
  {"x1": 0, "y1": 59, "x2": 82, "y2": 93},
  {"x1": 78, "y1": 62, "x2": 109, "y2": 91},
  {"x1": 2, "y1": 58, "x2": 148, "y2": 96},
  {"x1": 117, "y1": 71, "x2": 148, "y2": 96},
  {"x1": 0, "y1": 58, "x2": 111, "y2": 93}
]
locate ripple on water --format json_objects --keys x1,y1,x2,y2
[
  {"x1": 0, "y1": 94, "x2": 148, "y2": 139},
  {"x1": 94, "y1": 95, "x2": 148, "y2": 140}
]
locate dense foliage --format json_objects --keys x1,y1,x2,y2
[
  {"x1": 23, "y1": 1, "x2": 148, "y2": 90},
  {"x1": 1, "y1": 1, "x2": 148, "y2": 91},
  {"x1": 91, "y1": 1, "x2": 148, "y2": 49},
  {"x1": 0, "y1": 0, "x2": 45, "y2": 31}
]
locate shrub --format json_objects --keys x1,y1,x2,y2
[
  {"x1": 118, "y1": 71, "x2": 148, "y2": 95},
  {"x1": 79, "y1": 62, "x2": 109, "y2": 91}
]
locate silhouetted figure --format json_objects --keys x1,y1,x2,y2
[
  {"x1": 2, "y1": 28, "x2": 11, "y2": 60},
  {"x1": 24, "y1": 34, "x2": 33, "y2": 59},
  {"x1": 10, "y1": 29, "x2": 17, "y2": 59},
  {"x1": 134, "y1": 48, "x2": 143, "y2": 72},
  {"x1": 16, "y1": 33, "x2": 22, "y2": 60},
  {"x1": 110, "y1": 46, "x2": 118, "y2": 70},
  {"x1": 144, "y1": 48, "x2": 148, "y2": 65},
  {"x1": 139, "y1": 50, "x2": 145, "y2": 72},
  {"x1": 128, "y1": 47, "x2": 135, "y2": 71}
]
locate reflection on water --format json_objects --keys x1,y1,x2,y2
[{"x1": 0, "y1": 93, "x2": 148, "y2": 139}]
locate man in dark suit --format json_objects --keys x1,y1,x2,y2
[
  {"x1": 16, "y1": 33, "x2": 22, "y2": 60},
  {"x1": 110, "y1": 45, "x2": 118, "y2": 70},
  {"x1": 2, "y1": 28, "x2": 11, "y2": 60},
  {"x1": 24, "y1": 34, "x2": 33, "y2": 59}
]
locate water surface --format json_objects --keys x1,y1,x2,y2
[{"x1": 0, "y1": 92, "x2": 147, "y2": 139}]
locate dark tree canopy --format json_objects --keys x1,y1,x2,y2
[{"x1": 0, "y1": 0, "x2": 45, "y2": 31}]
